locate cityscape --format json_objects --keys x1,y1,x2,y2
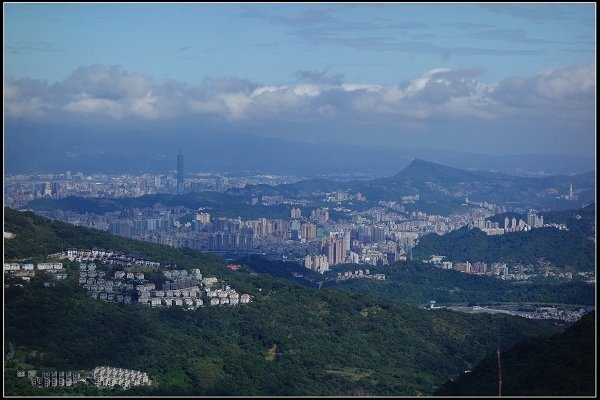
[
  {"x1": 4, "y1": 3, "x2": 595, "y2": 398},
  {"x1": 7, "y1": 149, "x2": 585, "y2": 278}
]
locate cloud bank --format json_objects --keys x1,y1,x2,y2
[
  {"x1": 3, "y1": 63, "x2": 595, "y2": 158},
  {"x1": 5, "y1": 64, "x2": 594, "y2": 130}
]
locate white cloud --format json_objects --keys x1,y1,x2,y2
[
  {"x1": 64, "y1": 97, "x2": 125, "y2": 119},
  {"x1": 493, "y1": 64, "x2": 595, "y2": 118},
  {"x1": 4, "y1": 63, "x2": 594, "y2": 129}
]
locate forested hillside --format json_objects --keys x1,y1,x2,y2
[
  {"x1": 436, "y1": 311, "x2": 596, "y2": 396},
  {"x1": 413, "y1": 225, "x2": 595, "y2": 270},
  {"x1": 3, "y1": 207, "x2": 567, "y2": 396},
  {"x1": 324, "y1": 262, "x2": 595, "y2": 306}
]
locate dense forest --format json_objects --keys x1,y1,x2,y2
[
  {"x1": 3, "y1": 272, "x2": 566, "y2": 396},
  {"x1": 413, "y1": 225, "x2": 595, "y2": 270},
  {"x1": 324, "y1": 262, "x2": 595, "y2": 306},
  {"x1": 238, "y1": 257, "x2": 595, "y2": 306},
  {"x1": 3, "y1": 207, "x2": 575, "y2": 396},
  {"x1": 436, "y1": 311, "x2": 596, "y2": 396}
]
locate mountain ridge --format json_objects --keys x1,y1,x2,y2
[{"x1": 5, "y1": 122, "x2": 595, "y2": 176}]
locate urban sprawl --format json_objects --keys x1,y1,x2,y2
[{"x1": 5, "y1": 168, "x2": 585, "y2": 282}]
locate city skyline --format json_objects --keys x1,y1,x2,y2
[{"x1": 3, "y1": 3, "x2": 596, "y2": 158}]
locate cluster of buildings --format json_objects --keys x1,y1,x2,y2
[
  {"x1": 17, "y1": 370, "x2": 84, "y2": 388},
  {"x1": 334, "y1": 269, "x2": 386, "y2": 281},
  {"x1": 302, "y1": 233, "x2": 355, "y2": 273},
  {"x1": 136, "y1": 268, "x2": 251, "y2": 308},
  {"x1": 426, "y1": 256, "x2": 512, "y2": 277},
  {"x1": 425, "y1": 255, "x2": 592, "y2": 282},
  {"x1": 64, "y1": 248, "x2": 164, "y2": 268},
  {"x1": 435, "y1": 304, "x2": 591, "y2": 323},
  {"x1": 92, "y1": 366, "x2": 151, "y2": 389},
  {"x1": 470, "y1": 211, "x2": 569, "y2": 236},
  {"x1": 205, "y1": 284, "x2": 252, "y2": 306},
  {"x1": 470, "y1": 212, "x2": 541, "y2": 236},
  {"x1": 4, "y1": 262, "x2": 67, "y2": 281},
  {"x1": 8, "y1": 152, "x2": 583, "y2": 272},
  {"x1": 137, "y1": 268, "x2": 202, "y2": 308},
  {"x1": 15, "y1": 366, "x2": 152, "y2": 390},
  {"x1": 33, "y1": 201, "x2": 497, "y2": 270},
  {"x1": 5, "y1": 246, "x2": 254, "y2": 310},
  {"x1": 4, "y1": 170, "x2": 303, "y2": 208},
  {"x1": 79, "y1": 263, "x2": 133, "y2": 304},
  {"x1": 76, "y1": 261, "x2": 252, "y2": 309}
]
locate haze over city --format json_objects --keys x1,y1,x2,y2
[
  {"x1": 4, "y1": 3, "x2": 595, "y2": 163},
  {"x1": 3, "y1": 3, "x2": 597, "y2": 397}
]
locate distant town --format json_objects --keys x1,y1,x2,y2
[{"x1": 5, "y1": 161, "x2": 586, "y2": 279}]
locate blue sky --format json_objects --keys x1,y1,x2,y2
[{"x1": 3, "y1": 3, "x2": 596, "y2": 156}]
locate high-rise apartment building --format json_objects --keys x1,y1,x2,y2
[
  {"x1": 321, "y1": 235, "x2": 346, "y2": 266},
  {"x1": 177, "y1": 148, "x2": 184, "y2": 195},
  {"x1": 301, "y1": 223, "x2": 317, "y2": 241}
]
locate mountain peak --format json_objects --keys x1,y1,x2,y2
[{"x1": 390, "y1": 158, "x2": 478, "y2": 183}]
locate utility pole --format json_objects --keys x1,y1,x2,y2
[{"x1": 497, "y1": 340, "x2": 502, "y2": 397}]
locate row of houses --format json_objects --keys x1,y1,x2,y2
[
  {"x1": 147, "y1": 287, "x2": 203, "y2": 298},
  {"x1": 208, "y1": 293, "x2": 251, "y2": 306},
  {"x1": 4, "y1": 263, "x2": 68, "y2": 281},
  {"x1": 92, "y1": 366, "x2": 151, "y2": 389},
  {"x1": 89, "y1": 292, "x2": 133, "y2": 303},
  {"x1": 136, "y1": 271, "x2": 252, "y2": 309},
  {"x1": 162, "y1": 269, "x2": 203, "y2": 290},
  {"x1": 138, "y1": 282, "x2": 204, "y2": 309},
  {"x1": 114, "y1": 271, "x2": 145, "y2": 280},
  {"x1": 4, "y1": 262, "x2": 63, "y2": 271},
  {"x1": 17, "y1": 370, "x2": 84, "y2": 388},
  {"x1": 64, "y1": 248, "x2": 163, "y2": 268},
  {"x1": 139, "y1": 297, "x2": 204, "y2": 308},
  {"x1": 18, "y1": 366, "x2": 151, "y2": 390},
  {"x1": 163, "y1": 268, "x2": 201, "y2": 279},
  {"x1": 335, "y1": 269, "x2": 386, "y2": 281}
]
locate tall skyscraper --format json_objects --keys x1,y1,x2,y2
[
  {"x1": 569, "y1": 184, "x2": 573, "y2": 200},
  {"x1": 321, "y1": 235, "x2": 346, "y2": 265},
  {"x1": 291, "y1": 208, "x2": 302, "y2": 219},
  {"x1": 177, "y1": 148, "x2": 184, "y2": 195}
]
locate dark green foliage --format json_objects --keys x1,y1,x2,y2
[
  {"x1": 4, "y1": 276, "x2": 564, "y2": 396},
  {"x1": 237, "y1": 254, "x2": 322, "y2": 282},
  {"x1": 540, "y1": 203, "x2": 596, "y2": 238},
  {"x1": 436, "y1": 312, "x2": 596, "y2": 396},
  {"x1": 326, "y1": 262, "x2": 595, "y2": 306},
  {"x1": 4, "y1": 208, "x2": 569, "y2": 396},
  {"x1": 413, "y1": 226, "x2": 595, "y2": 270}
]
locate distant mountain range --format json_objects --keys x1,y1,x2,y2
[
  {"x1": 4, "y1": 122, "x2": 595, "y2": 176},
  {"x1": 236, "y1": 158, "x2": 595, "y2": 213},
  {"x1": 24, "y1": 159, "x2": 596, "y2": 216}
]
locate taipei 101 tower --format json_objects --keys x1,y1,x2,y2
[{"x1": 177, "y1": 148, "x2": 184, "y2": 195}]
